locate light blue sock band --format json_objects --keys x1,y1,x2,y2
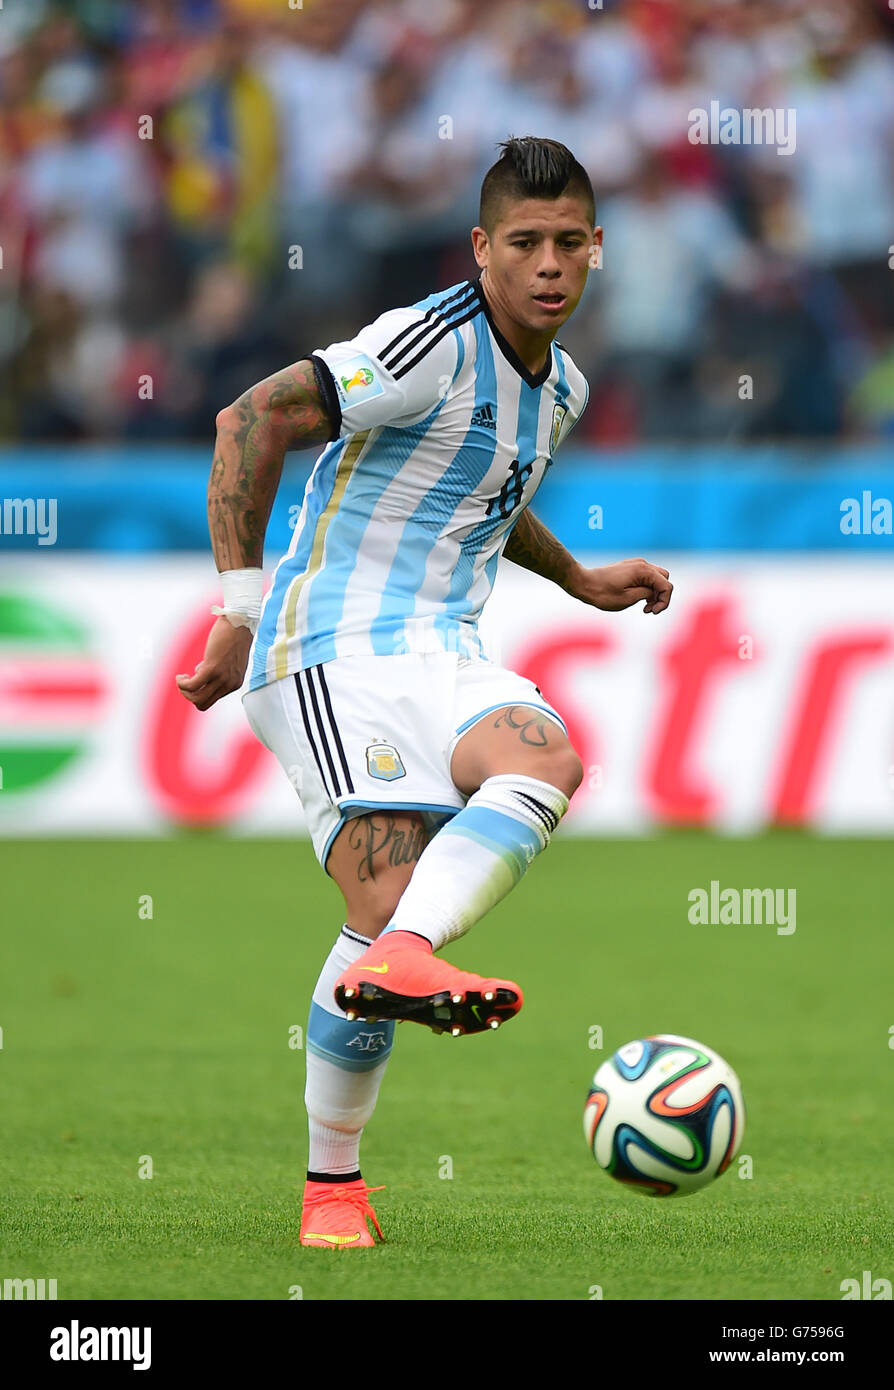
[
  {"x1": 307, "y1": 1001, "x2": 394, "y2": 1072},
  {"x1": 438, "y1": 804, "x2": 543, "y2": 880}
]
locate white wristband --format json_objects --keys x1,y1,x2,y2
[{"x1": 211, "y1": 568, "x2": 264, "y2": 634}]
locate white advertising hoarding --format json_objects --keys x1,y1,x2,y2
[{"x1": 0, "y1": 555, "x2": 892, "y2": 835}]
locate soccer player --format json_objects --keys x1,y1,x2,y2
[{"x1": 177, "y1": 137, "x2": 672, "y2": 1248}]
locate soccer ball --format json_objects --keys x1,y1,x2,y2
[{"x1": 583, "y1": 1034, "x2": 745, "y2": 1197}]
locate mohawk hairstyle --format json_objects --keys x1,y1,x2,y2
[{"x1": 479, "y1": 136, "x2": 595, "y2": 233}]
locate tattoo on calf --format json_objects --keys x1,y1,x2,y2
[
  {"x1": 493, "y1": 705, "x2": 549, "y2": 747},
  {"x1": 348, "y1": 814, "x2": 429, "y2": 883}
]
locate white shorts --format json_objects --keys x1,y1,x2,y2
[{"x1": 242, "y1": 651, "x2": 567, "y2": 870}]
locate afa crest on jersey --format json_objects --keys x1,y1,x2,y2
[
  {"x1": 550, "y1": 402, "x2": 568, "y2": 454},
  {"x1": 366, "y1": 742, "x2": 406, "y2": 781}
]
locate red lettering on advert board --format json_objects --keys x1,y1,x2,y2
[
  {"x1": 771, "y1": 632, "x2": 892, "y2": 824},
  {"x1": 145, "y1": 605, "x2": 269, "y2": 823},
  {"x1": 513, "y1": 627, "x2": 616, "y2": 801},
  {"x1": 645, "y1": 598, "x2": 744, "y2": 823}
]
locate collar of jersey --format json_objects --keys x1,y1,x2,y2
[{"x1": 472, "y1": 277, "x2": 555, "y2": 389}]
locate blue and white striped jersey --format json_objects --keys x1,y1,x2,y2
[{"x1": 248, "y1": 277, "x2": 588, "y2": 689}]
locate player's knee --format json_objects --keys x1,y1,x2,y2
[
  {"x1": 347, "y1": 880, "x2": 407, "y2": 939},
  {"x1": 482, "y1": 743, "x2": 583, "y2": 801},
  {"x1": 551, "y1": 745, "x2": 584, "y2": 798}
]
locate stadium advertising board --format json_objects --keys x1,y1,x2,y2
[{"x1": 1, "y1": 557, "x2": 891, "y2": 835}]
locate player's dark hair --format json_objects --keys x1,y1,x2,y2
[{"x1": 479, "y1": 136, "x2": 595, "y2": 232}]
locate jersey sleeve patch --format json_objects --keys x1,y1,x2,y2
[
  {"x1": 312, "y1": 297, "x2": 464, "y2": 435},
  {"x1": 331, "y1": 353, "x2": 387, "y2": 413}
]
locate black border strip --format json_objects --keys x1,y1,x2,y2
[
  {"x1": 293, "y1": 672, "x2": 334, "y2": 798},
  {"x1": 472, "y1": 277, "x2": 554, "y2": 388},
  {"x1": 341, "y1": 924, "x2": 373, "y2": 947},
  {"x1": 512, "y1": 789, "x2": 560, "y2": 834},
  {"x1": 307, "y1": 353, "x2": 342, "y2": 438},
  {"x1": 382, "y1": 288, "x2": 477, "y2": 375},
  {"x1": 304, "y1": 667, "x2": 341, "y2": 796},
  {"x1": 379, "y1": 282, "x2": 476, "y2": 364},
  {"x1": 392, "y1": 304, "x2": 481, "y2": 381},
  {"x1": 314, "y1": 664, "x2": 355, "y2": 795}
]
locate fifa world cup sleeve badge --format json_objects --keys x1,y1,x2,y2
[
  {"x1": 366, "y1": 742, "x2": 406, "y2": 781},
  {"x1": 332, "y1": 352, "x2": 386, "y2": 410}
]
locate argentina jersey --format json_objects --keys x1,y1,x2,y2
[{"x1": 248, "y1": 277, "x2": 588, "y2": 690}]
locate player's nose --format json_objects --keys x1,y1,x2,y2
[{"x1": 535, "y1": 246, "x2": 562, "y2": 276}]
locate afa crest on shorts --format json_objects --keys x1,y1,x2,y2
[
  {"x1": 550, "y1": 402, "x2": 568, "y2": 455},
  {"x1": 366, "y1": 742, "x2": 406, "y2": 781}
]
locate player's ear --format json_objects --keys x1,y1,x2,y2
[
  {"x1": 471, "y1": 226, "x2": 490, "y2": 269},
  {"x1": 589, "y1": 225, "x2": 603, "y2": 271}
]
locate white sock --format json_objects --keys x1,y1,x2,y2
[
  {"x1": 381, "y1": 774, "x2": 569, "y2": 952},
  {"x1": 305, "y1": 926, "x2": 395, "y2": 1178}
]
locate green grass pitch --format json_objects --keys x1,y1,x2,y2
[{"x1": 1, "y1": 832, "x2": 891, "y2": 1301}]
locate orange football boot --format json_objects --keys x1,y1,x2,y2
[
  {"x1": 333, "y1": 930, "x2": 523, "y2": 1036},
  {"x1": 299, "y1": 1178, "x2": 385, "y2": 1249}
]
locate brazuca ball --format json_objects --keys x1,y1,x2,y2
[{"x1": 584, "y1": 1034, "x2": 745, "y2": 1196}]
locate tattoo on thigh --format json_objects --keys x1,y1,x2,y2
[
  {"x1": 348, "y1": 814, "x2": 429, "y2": 883},
  {"x1": 493, "y1": 705, "x2": 549, "y2": 748}
]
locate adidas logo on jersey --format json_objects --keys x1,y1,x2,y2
[{"x1": 471, "y1": 403, "x2": 497, "y2": 430}]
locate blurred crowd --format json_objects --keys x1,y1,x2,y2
[{"x1": 2, "y1": 0, "x2": 894, "y2": 445}]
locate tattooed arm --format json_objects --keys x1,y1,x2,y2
[
  {"x1": 177, "y1": 359, "x2": 335, "y2": 711},
  {"x1": 503, "y1": 509, "x2": 581, "y2": 594},
  {"x1": 208, "y1": 358, "x2": 334, "y2": 570},
  {"x1": 503, "y1": 508, "x2": 674, "y2": 615}
]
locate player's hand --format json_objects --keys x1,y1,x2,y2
[
  {"x1": 575, "y1": 559, "x2": 673, "y2": 614},
  {"x1": 176, "y1": 616, "x2": 254, "y2": 711}
]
